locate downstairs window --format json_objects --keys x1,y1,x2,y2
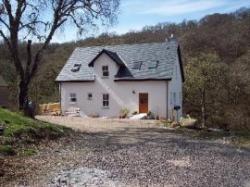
[
  {"x1": 102, "y1": 93, "x2": 109, "y2": 108},
  {"x1": 70, "y1": 93, "x2": 77, "y2": 102}
]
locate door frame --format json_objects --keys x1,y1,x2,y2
[{"x1": 139, "y1": 93, "x2": 148, "y2": 113}]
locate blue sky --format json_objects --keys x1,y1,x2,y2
[{"x1": 53, "y1": 0, "x2": 250, "y2": 42}]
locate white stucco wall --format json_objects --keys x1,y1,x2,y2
[
  {"x1": 168, "y1": 54, "x2": 183, "y2": 121},
  {"x1": 60, "y1": 53, "x2": 168, "y2": 118}
]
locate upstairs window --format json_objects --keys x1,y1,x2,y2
[
  {"x1": 70, "y1": 93, "x2": 77, "y2": 102},
  {"x1": 148, "y1": 61, "x2": 159, "y2": 69},
  {"x1": 102, "y1": 66, "x2": 109, "y2": 77},
  {"x1": 132, "y1": 61, "x2": 142, "y2": 70},
  {"x1": 71, "y1": 64, "x2": 81, "y2": 72},
  {"x1": 88, "y1": 93, "x2": 93, "y2": 100},
  {"x1": 103, "y1": 94, "x2": 109, "y2": 108}
]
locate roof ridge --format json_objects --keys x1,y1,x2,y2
[{"x1": 75, "y1": 41, "x2": 176, "y2": 50}]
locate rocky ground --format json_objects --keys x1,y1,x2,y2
[{"x1": 1, "y1": 116, "x2": 250, "y2": 187}]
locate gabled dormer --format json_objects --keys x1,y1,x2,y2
[{"x1": 88, "y1": 49, "x2": 132, "y2": 79}]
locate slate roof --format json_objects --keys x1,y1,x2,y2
[
  {"x1": 56, "y1": 39, "x2": 184, "y2": 82},
  {"x1": 89, "y1": 49, "x2": 125, "y2": 67}
]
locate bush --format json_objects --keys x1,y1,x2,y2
[
  {"x1": 120, "y1": 108, "x2": 130, "y2": 118},
  {"x1": 146, "y1": 111, "x2": 156, "y2": 119},
  {"x1": 132, "y1": 111, "x2": 138, "y2": 115}
]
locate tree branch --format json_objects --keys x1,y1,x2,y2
[
  {"x1": 3, "y1": 0, "x2": 14, "y2": 23},
  {"x1": 0, "y1": 17, "x2": 10, "y2": 30},
  {"x1": 0, "y1": 29, "x2": 11, "y2": 48}
]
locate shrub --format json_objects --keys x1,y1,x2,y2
[
  {"x1": 147, "y1": 111, "x2": 156, "y2": 119},
  {"x1": 120, "y1": 108, "x2": 130, "y2": 118},
  {"x1": 132, "y1": 111, "x2": 138, "y2": 115}
]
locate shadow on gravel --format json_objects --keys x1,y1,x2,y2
[
  {"x1": 65, "y1": 127, "x2": 250, "y2": 187},
  {"x1": 74, "y1": 127, "x2": 250, "y2": 156},
  {"x1": 2, "y1": 126, "x2": 249, "y2": 187}
]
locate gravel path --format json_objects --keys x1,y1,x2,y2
[{"x1": 2, "y1": 116, "x2": 250, "y2": 186}]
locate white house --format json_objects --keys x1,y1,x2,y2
[{"x1": 56, "y1": 38, "x2": 184, "y2": 120}]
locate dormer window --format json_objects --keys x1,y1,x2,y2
[
  {"x1": 148, "y1": 61, "x2": 159, "y2": 69},
  {"x1": 71, "y1": 64, "x2": 81, "y2": 72},
  {"x1": 132, "y1": 61, "x2": 142, "y2": 70},
  {"x1": 102, "y1": 65, "x2": 109, "y2": 77}
]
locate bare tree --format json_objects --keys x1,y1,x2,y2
[{"x1": 0, "y1": 0, "x2": 119, "y2": 112}]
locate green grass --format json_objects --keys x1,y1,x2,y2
[
  {"x1": 0, "y1": 145, "x2": 15, "y2": 156},
  {"x1": 0, "y1": 108, "x2": 68, "y2": 139},
  {"x1": 0, "y1": 107, "x2": 71, "y2": 156},
  {"x1": 20, "y1": 148, "x2": 37, "y2": 156}
]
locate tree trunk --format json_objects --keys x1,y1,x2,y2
[
  {"x1": 19, "y1": 80, "x2": 29, "y2": 111},
  {"x1": 201, "y1": 104, "x2": 206, "y2": 128},
  {"x1": 201, "y1": 88, "x2": 206, "y2": 128}
]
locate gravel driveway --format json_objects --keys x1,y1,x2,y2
[{"x1": 3, "y1": 116, "x2": 250, "y2": 186}]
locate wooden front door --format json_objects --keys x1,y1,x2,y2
[{"x1": 139, "y1": 93, "x2": 148, "y2": 113}]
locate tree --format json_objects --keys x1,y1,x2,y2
[
  {"x1": 184, "y1": 53, "x2": 227, "y2": 128},
  {"x1": 0, "y1": 0, "x2": 119, "y2": 113}
]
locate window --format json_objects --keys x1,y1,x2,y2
[
  {"x1": 70, "y1": 93, "x2": 77, "y2": 102},
  {"x1": 102, "y1": 66, "x2": 109, "y2": 77},
  {"x1": 88, "y1": 93, "x2": 92, "y2": 100},
  {"x1": 71, "y1": 64, "x2": 81, "y2": 72},
  {"x1": 102, "y1": 94, "x2": 109, "y2": 108},
  {"x1": 132, "y1": 61, "x2": 142, "y2": 70},
  {"x1": 148, "y1": 61, "x2": 159, "y2": 69}
]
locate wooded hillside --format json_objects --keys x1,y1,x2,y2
[{"x1": 0, "y1": 8, "x2": 250, "y2": 129}]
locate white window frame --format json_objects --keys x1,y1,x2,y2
[
  {"x1": 102, "y1": 93, "x2": 109, "y2": 108},
  {"x1": 102, "y1": 65, "x2": 109, "y2": 77},
  {"x1": 70, "y1": 93, "x2": 77, "y2": 103}
]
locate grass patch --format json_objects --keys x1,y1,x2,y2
[
  {"x1": 0, "y1": 107, "x2": 72, "y2": 156},
  {"x1": 19, "y1": 148, "x2": 37, "y2": 156},
  {"x1": 0, "y1": 108, "x2": 69, "y2": 139},
  {"x1": 0, "y1": 145, "x2": 16, "y2": 156}
]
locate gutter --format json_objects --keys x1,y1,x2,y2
[{"x1": 114, "y1": 78, "x2": 172, "y2": 82}]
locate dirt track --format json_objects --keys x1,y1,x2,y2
[{"x1": 1, "y1": 116, "x2": 250, "y2": 186}]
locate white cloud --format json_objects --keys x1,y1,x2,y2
[
  {"x1": 121, "y1": 0, "x2": 249, "y2": 16},
  {"x1": 141, "y1": 0, "x2": 226, "y2": 15}
]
